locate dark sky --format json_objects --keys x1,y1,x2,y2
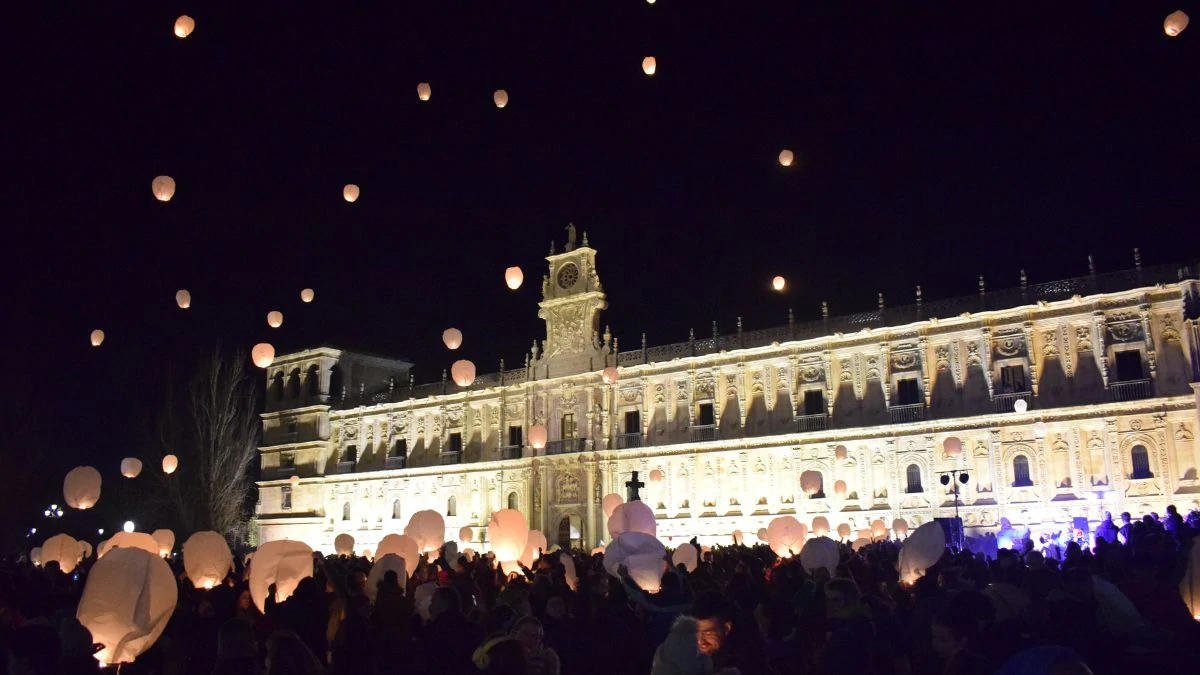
[{"x1": 4, "y1": 2, "x2": 1199, "y2": 530}]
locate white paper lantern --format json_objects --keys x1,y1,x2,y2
[
  {"x1": 1165, "y1": 10, "x2": 1190, "y2": 36},
  {"x1": 405, "y1": 510, "x2": 447, "y2": 553},
  {"x1": 343, "y1": 184, "x2": 360, "y2": 203},
  {"x1": 800, "y1": 470, "x2": 823, "y2": 496},
  {"x1": 175, "y1": 289, "x2": 191, "y2": 309},
  {"x1": 778, "y1": 149, "x2": 794, "y2": 167},
  {"x1": 361, "y1": 548, "x2": 374, "y2": 561},
  {"x1": 78, "y1": 547, "x2": 177, "y2": 665},
  {"x1": 267, "y1": 311, "x2": 283, "y2": 328},
  {"x1": 487, "y1": 509, "x2": 529, "y2": 563},
  {"x1": 123, "y1": 521, "x2": 135, "y2": 534},
  {"x1": 251, "y1": 343, "x2": 275, "y2": 368},
  {"x1": 800, "y1": 536, "x2": 839, "y2": 575},
  {"x1": 1181, "y1": 536, "x2": 1200, "y2": 619},
  {"x1": 417, "y1": 82, "x2": 432, "y2": 101},
  {"x1": 1013, "y1": 398, "x2": 1028, "y2": 414},
  {"x1": 162, "y1": 454, "x2": 179, "y2": 474},
  {"x1": 870, "y1": 519, "x2": 887, "y2": 539},
  {"x1": 90, "y1": 329, "x2": 105, "y2": 347},
  {"x1": 671, "y1": 543, "x2": 698, "y2": 573},
  {"x1": 64, "y1": 466, "x2": 102, "y2": 510},
  {"x1": 80, "y1": 541, "x2": 93, "y2": 560},
  {"x1": 757, "y1": 527, "x2": 768, "y2": 541},
  {"x1": 248, "y1": 539, "x2": 313, "y2": 613},
  {"x1": 892, "y1": 518, "x2": 910, "y2": 538},
  {"x1": 642, "y1": 56, "x2": 657, "y2": 75},
  {"x1": 151, "y1": 529, "x2": 175, "y2": 557},
  {"x1": 30, "y1": 547, "x2": 43, "y2": 566},
  {"x1": 334, "y1": 533, "x2": 355, "y2": 556},
  {"x1": 174, "y1": 15, "x2": 195, "y2": 38},
  {"x1": 834, "y1": 445, "x2": 848, "y2": 461},
  {"x1": 493, "y1": 89, "x2": 509, "y2": 108},
  {"x1": 732, "y1": 530, "x2": 744, "y2": 546},
  {"x1": 289, "y1": 475, "x2": 299, "y2": 486},
  {"x1": 451, "y1": 360, "x2": 476, "y2": 387},
  {"x1": 300, "y1": 288, "x2": 315, "y2": 303},
  {"x1": 1033, "y1": 421, "x2": 1048, "y2": 439},
  {"x1": 99, "y1": 532, "x2": 159, "y2": 559},
  {"x1": 459, "y1": 526, "x2": 473, "y2": 543},
  {"x1": 604, "y1": 532, "x2": 665, "y2": 593},
  {"x1": 607, "y1": 500, "x2": 657, "y2": 539},
  {"x1": 505, "y1": 266, "x2": 523, "y2": 290},
  {"x1": 836, "y1": 523, "x2": 851, "y2": 539},
  {"x1": 649, "y1": 469, "x2": 665, "y2": 484},
  {"x1": 601, "y1": 366, "x2": 619, "y2": 384},
  {"x1": 560, "y1": 551, "x2": 578, "y2": 591},
  {"x1": 375, "y1": 534, "x2": 420, "y2": 578},
  {"x1": 120, "y1": 457, "x2": 142, "y2": 478},
  {"x1": 899, "y1": 522, "x2": 946, "y2": 584},
  {"x1": 833, "y1": 480, "x2": 847, "y2": 497},
  {"x1": 520, "y1": 530, "x2": 548, "y2": 567},
  {"x1": 182, "y1": 531, "x2": 233, "y2": 590},
  {"x1": 766, "y1": 515, "x2": 806, "y2": 558},
  {"x1": 772, "y1": 276, "x2": 786, "y2": 292},
  {"x1": 943, "y1": 436, "x2": 963, "y2": 458},
  {"x1": 602, "y1": 493, "x2": 624, "y2": 519},
  {"x1": 529, "y1": 422, "x2": 548, "y2": 450},
  {"x1": 43, "y1": 533, "x2": 81, "y2": 574},
  {"x1": 365, "y1": 553, "x2": 407, "y2": 603},
  {"x1": 442, "y1": 328, "x2": 463, "y2": 350},
  {"x1": 811, "y1": 516, "x2": 830, "y2": 537},
  {"x1": 851, "y1": 538, "x2": 870, "y2": 552},
  {"x1": 152, "y1": 176, "x2": 176, "y2": 202}
]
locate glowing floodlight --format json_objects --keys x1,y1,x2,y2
[
  {"x1": 174, "y1": 16, "x2": 195, "y2": 38},
  {"x1": 152, "y1": 176, "x2": 175, "y2": 202}
]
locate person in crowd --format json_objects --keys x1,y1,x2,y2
[
  {"x1": 510, "y1": 615, "x2": 560, "y2": 675},
  {"x1": 1095, "y1": 512, "x2": 1119, "y2": 544},
  {"x1": 691, "y1": 590, "x2": 768, "y2": 674}
]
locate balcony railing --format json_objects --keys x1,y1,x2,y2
[
  {"x1": 888, "y1": 403, "x2": 926, "y2": 424},
  {"x1": 1110, "y1": 378, "x2": 1153, "y2": 402},
  {"x1": 690, "y1": 425, "x2": 718, "y2": 442},
  {"x1": 545, "y1": 439, "x2": 586, "y2": 455},
  {"x1": 993, "y1": 391, "x2": 1033, "y2": 414},
  {"x1": 615, "y1": 433, "x2": 643, "y2": 449},
  {"x1": 439, "y1": 451, "x2": 462, "y2": 465},
  {"x1": 335, "y1": 460, "x2": 356, "y2": 474},
  {"x1": 276, "y1": 466, "x2": 296, "y2": 478},
  {"x1": 795, "y1": 413, "x2": 828, "y2": 432},
  {"x1": 275, "y1": 431, "x2": 299, "y2": 445},
  {"x1": 385, "y1": 456, "x2": 407, "y2": 470},
  {"x1": 500, "y1": 445, "x2": 522, "y2": 460}
]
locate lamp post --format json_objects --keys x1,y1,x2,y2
[{"x1": 937, "y1": 470, "x2": 971, "y2": 551}]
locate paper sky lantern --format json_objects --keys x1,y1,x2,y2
[
  {"x1": 520, "y1": 530, "x2": 548, "y2": 568},
  {"x1": 78, "y1": 547, "x2": 177, "y2": 665},
  {"x1": 99, "y1": 532, "x2": 159, "y2": 559},
  {"x1": 603, "y1": 531, "x2": 665, "y2": 591},
  {"x1": 175, "y1": 289, "x2": 191, "y2": 309},
  {"x1": 1033, "y1": 421, "x2": 1048, "y2": 439},
  {"x1": 152, "y1": 176, "x2": 175, "y2": 202},
  {"x1": 404, "y1": 510, "x2": 447, "y2": 553},
  {"x1": 1013, "y1": 398, "x2": 1028, "y2": 414},
  {"x1": 365, "y1": 554, "x2": 406, "y2": 603},
  {"x1": 442, "y1": 328, "x2": 463, "y2": 350},
  {"x1": 459, "y1": 526, "x2": 473, "y2": 543},
  {"x1": 300, "y1": 288, "x2": 315, "y2": 303},
  {"x1": 560, "y1": 551, "x2": 578, "y2": 591},
  {"x1": 443, "y1": 541, "x2": 458, "y2": 561},
  {"x1": 375, "y1": 534, "x2": 419, "y2": 578},
  {"x1": 251, "y1": 343, "x2": 275, "y2": 368},
  {"x1": 417, "y1": 82, "x2": 431, "y2": 101},
  {"x1": 1181, "y1": 536, "x2": 1200, "y2": 619},
  {"x1": 772, "y1": 276, "x2": 786, "y2": 292},
  {"x1": 602, "y1": 493, "x2": 624, "y2": 519},
  {"x1": 343, "y1": 184, "x2": 360, "y2": 203},
  {"x1": 811, "y1": 516, "x2": 830, "y2": 537},
  {"x1": 43, "y1": 533, "x2": 81, "y2": 574},
  {"x1": 649, "y1": 469, "x2": 665, "y2": 484},
  {"x1": 174, "y1": 15, "x2": 194, "y2": 38},
  {"x1": 892, "y1": 518, "x2": 910, "y2": 538},
  {"x1": 334, "y1": 533, "x2": 355, "y2": 556},
  {"x1": 778, "y1": 149, "x2": 794, "y2": 167},
  {"x1": 80, "y1": 541, "x2": 93, "y2": 560},
  {"x1": 267, "y1": 311, "x2": 283, "y2": 328},
  {"x1": 123, "y1": 521, "x2": 135, "y2": 534},
  {"x1": 602, "y1": 366, "x2": 619, "y2": 384},
  {"x1": 607, "y1": 500, "x2": 657, "y2": 539},
  {"x1": 361, "y1": 548, "x2": 374, "y2": 561},
  {"x1": 505, "y1": 266, "x2": 523, "y2": 290},
  {"x1": 757, "y1": 527, "x2": 768, "y2": 542},
  {"x1": 249, "y1": 540, "x2": 313, "y2": 613},
  {"x1": 1165, "y1": 10, "x2": 1190, "y2": 36},
  {"x1": 870, "y1": 519, "x2": 887, "y2": 539},
  {"x1": 529, "y1": 422, "x2": 548, "y2": 449},
  {"x1": 64, "y1": 466, "x2": 102, "y2": 509},
  {"x1": 151, "y1": 529, "x2": 175, "y2": 557},
  {"x1": 732, "y1": 529, "x2": 744, "y2": 546},
  {"x1": 451, "y1": 359, "x2": 476, "y2": 387},
  {"x1": 899, "y1": 522, "x2": 946, "y2": 584},
  {"x1": 766, "y1": 515, "x2": 806, "y2": 558},
  {"x1": 851, "y1": 538, "x2": 870, "y2": 552},
  {"x1": 642, "y1": 56, "x2": 656, "y2": 75},
  {"x1": 30, "y1": 547, "x2": 43, "y2": 566},
  {"x1": 836, "y1": 523, "x2": 851, "y2": 539},
  {"x1": 800, "y1": 470, "x2": 822, "y2": 496},
  {"x1": 834, "y1": 445, "x2": 847, "y2": 461},
  {"x1": 487, "y1": 509, "x2": 529, "y2": 563},
  {"x1": 800, "y1": 536, "x2": 839, "y2": 575},
  {"x1": 833, "y1": 480, "x2": 847, "y2": 497},
  {"x1": 943, "y1": 436, "x2": 963, "y2": 458},
  {"x1": 162, "y1": 454, "x2": 179, "y2": 474},
  {"x1": 857, "y1": 528, "x2": 871, "y2": 540},
  {"x1": 493, "y1": 89, "x2": 509, "y2": 108},
  {"x1": 671, "y1": 543, "x2": 698, "y2": 573},
  {"x1": 90, "y1": 329, "x2": 105, "y2": 347},
  {"x1": 289, "y1": 475, "x2": 299, "y2": 486},
  {"x1": 182, "y1": 531, "x2": 233, "y2": 590}
]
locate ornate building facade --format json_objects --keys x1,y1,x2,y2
[{"x1": 255, "y1": 235, "x2": 1200, "y2": 553}]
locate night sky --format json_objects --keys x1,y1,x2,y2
[{"x1": 5, "y1": 3, "x2": 1198, "y2": 531}]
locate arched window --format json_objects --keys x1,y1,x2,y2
[
  {"x1": 342, "y1": 502, "x2": 351, "y2": 521},
  {"x1": 1130, "y1": 445, "x2": 1153, "y2": 479},
  {"x1": 905, "y1": 464, "x2": 923, "y2": 493},
  {"x1": 392, "y1": 499, "x2": 402, "y2": 520},
  {"x1": 447, "y1": 495, "x2": 457, "y2": 517},
  {"x1": 271, "y1": 372, "x2": 284, "y2": 402},
  {"x1": 287, "y1": 369, "x2": 301, "y2": 399},
  {"x1": 1012, "y1": 456, "x2": 1033, "y2": 487},
  {"x1": 306, "y1": 365, "x2": 320, "y2": 396},
  {"x1": 507, "y1": 492, "x2": 518, "y2": 510}
]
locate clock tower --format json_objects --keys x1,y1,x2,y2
[{"x1": 532, "y1": 224, "x2": 611, "y2": 378}]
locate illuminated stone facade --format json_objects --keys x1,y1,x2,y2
[{"x1": 255, "y1": 237, "x2": 1200, "y2": 551}]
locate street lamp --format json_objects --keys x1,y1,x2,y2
[{"x1": 937, "y1": 469, "x2": 971, "y2": 551}]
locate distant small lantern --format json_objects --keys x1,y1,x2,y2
[
  {"x1": 602, "y1": 366, "x2": 619, "y2": 384},
  {"x1": 451, "y1": 359, "x2": 476, "y2": 387},
  {"x1": 1165, "y1": 10, "x2": 1189, "y2": 37},
  {"x1": 529, "y1": 423, "x2": 548, "y2": 450},
  {"x1": 289, "y1": 475, "x2": 299, "y2": 486},
  {"x1": 152, "y1": 176, "x2": 176, "y2": 202},
  {"x1": 757, "y1": 527, "x2": 768, "y2": 541},
  {"x1": 943, "y1": 436, "x2": 963, "y2": 458},
  {"x1": 162, "y1": 455, "x2": 179, "y2": 475},
  {"x1": 833, "y1": 479, "x2": 847, "y2": 497},
  {"x1": 120, "y1": 458, "x2": 143, "y2": 479},
  {"x1": 251, "y1": 343, "x2": 275, "y2": 368},
  {"x1": 442, "y1": 328, "x2": 463, "y2": 350},
  {"x1": 1013, "y1": 398, "x2": 1028, "y2": 414},
  {"x1": 90, "y1": 329, "x2": 105, "y2": 347},
  {"x1": 642, "y1": 56, "x2": 656, "y2": 75},
  {"x1": 493, "y1": 89, "x2": 509, "y2": 108},
  {"x1": 505, "y1": 266, "x2": 524, "y2": 290},
  {"x1": 834, "y1": 445, "x2": 848, "y2": 461},
  {"x1": 174, "y1": 15, "x2": 195, "y2": 38},
  {"x1": 811, "y1": 516, "x2": 830, "y2": 536},
  {"x1": 417, "y1": 82, "x2": 431, "y2": 101},
  {"x1": 778, "y1": 149, "x2": 794, "y2": 167},
  {"x1": 1033, "y1": 421, "x2": 1048, "y2": 439},
  {"x1": 343, "y1": 184, "x2": 360, "y2": 203},
  {"x1": 772, "y1": 276, "x2": 786, "y2": 292},
  {"x1": 267, "y1": 311, "x2": 283, "y2": 328},
  {"x1": 892, "y1": 518, "x2": 910, "y2": 537},
  {"x1": 649, "y1": 469, "x2": 665, "y2": 483},
  {"x1": 175, "y1": 290, "x2": 191, "y2": 309},
  {"x1": 870, "y1": 519, "x2": 887, "y2": 539},
  {"x1": 459, "y1": 526, "x2": 473, "y2": 543},
  {"x1": 63, "y1": 466, "x2": 102, "y2": 510},
  {"x1": 800, "y1": 470, "x2": 822, "y2": 496},
  {"x1": 836, "y1": 523, "x2": 851, "y2": 539},
  {"x1": 300, "y1": 288, "x2": 315, "y2": 303}
]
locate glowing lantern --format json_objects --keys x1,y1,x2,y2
[
  {"x1": 361, "y1": 549, "x2": 374, "y2": 561},
  {"x1": 182, "y1": 531, "x2": 233, "y2": 590},
  {"x1": 289, "y1": 475, "x2": 299, "y2": 486},
  {"x1": 493, "y1": 89, "x2": 509, "y2": 108},
  {"x1": 892, "y1": 518, "x2": 909, "y2": 538},
  {"x1": 520, "y1": 530, "x2": 548, "y2": 567},
  {"x1": 459, "y1": 526, "x2": 473, "y2": 543},
  {"x1": 757, "y1": 527, "x2": 768, "y2": 542},
  {"x1": 80, "y1": 541, "x2": 93, "y2": 560},
  {"x1": 175, "y1": 290, "x2": 191, "y2": 309},
  {"x1": 152, "y1": 176, "x2": 176, "y2": 202},
  {"x1": 487, "y1": 509, "x2": 529, "y2": 563},
  {"x1": 251, "y1": 343, "x2": 275, "y2": 368},
  {"x1": 267, "y1": 311, "x2": 283, "y2": 328},
  {"x1": 343, "y1": 184, "x2": 360, "y2": 203},
  {"x1": 732, "y1": 530, "x2": 744, "y2": 546},
  {"x1": 375, "y1": 534, "x2": 419, "y2": 578},
  {"x1": 602, "y1": 366, "x2": 619, "y2": 384},
  {"x1": 300, "y1": 288, "x2": 315, "y2": 303},
  {"x1": 451, "y1": 359, "x2": 476, "y2": 387},
  {"x1": 417, "y1": 82, "x2": 432, "y2": 101},
  {"x1": 78, "y1": 547, "x2": 177, "y2": 665},
  {"x1": 365, "y1": 554, "x2": 407, "y2": 603},
  {"x1": 174, "y1": 15, "x2": 194, "y2": 38},
  {"x1": 899, "y1": 522, "x2": 945, "y2": 584},
  {"x1": 672, "y1": 543, "x2": 698, "y2": 572},
  {"x1": 30, "y1": 547, "x2": 43, "y2": 566},
  {"x1": 851, "y1": 538, "x2": 870, "y2": 552},
  {"x1": 123, "y1": 521, "x2": 136, "y2": 534},
  {"x1": 943, "y1": 436, "x2": 963, "y2": 458},
  {"x1": 649, "y1": 469, "x2": 665, "y2": 483},
  {"x1": 248, "y1": 539, "x2": 313, "y2": 613},
  {"x1": 833, "y1": 480, "x2": 847, "y2": 497},
  {"x1": 43, "y1": 533, "x2": 81, "y2": 574},
  {"x1": 151, "y1": 529, "x2": 175, "y2": 557},
  {"x1": 99, "y1": 532, "x2": 159, "y2": 559},
  {"x1": 1165, "y1": 10, "x2": 1189, "y2": 36},
  {"x1": 642, "y1": 56, "x2": 657, "y2": 75},
  {"x1": 1013, "y1": 398, "x2": 1028, "y2": 414},
  {"x1": 811, "y1": 516, "x2": 830, "y2": 537},
  {"x1": 91, "y1": 329, "x2": 105, "y2": 347},
  {"x1": 607, "y1": 500, "x2": 657, "y2": 539},
  {"x1": 602, "y1": 493, "x2": 624, "y2": 519},
  {"x1": 800, "y1": 536, "x2": 839, "y2": 575},
  {"x1": 529, "y1": 423, "x2": 548, "y2": 450},
  {"x1": 442, "y1": 328, "x2": 463, "y2": 350},
  {"x1": 778, "y1": 149, "x2": 794, "y2": 167},
  {"x1": 870, "y1": 519, "x2": 887, "y2": 539},
  {"x1": 502, "y1": 266, "x2": 525, "y2": 290},
  {"x1": 836, "y1": 523, "x2": 851, "y2": 539},
  {"x1": 800, "y1": 470, "x2": 823, "y2": 496},
  {"x1": 772, "y1": 276, "x2": 786, "y2": 292},
  {"x1": 560, "y1": 552, "x2": 578, "y2": 591},
  {"x1": 63, "y1": 466, "x2": 102, "y2": 510},
  {"x1": 766, "y1": 516, "x2": 806, "y2": 558},
  {"x1": 334, "y1": 533, "x2": 355, "y2": 556},
  {"x1": 404, "y1": 510, "x2": 447, "y2": 553},
  {"x1": 162, "y1": 454, "x2": 179, "y2": 474},
  {"x1": 603, "y1": 532, "x2": 665, "y2": 593},
  {"x1": 834, "y1": 445, "x2": 848, "y2": 461},
  {"x1": 1033, "y1": 421, "x2": 1048, "y2": 439}
]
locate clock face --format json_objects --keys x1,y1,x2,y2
[{"x1": 556, "y1": 262, "x2": 580, "y2": 289}]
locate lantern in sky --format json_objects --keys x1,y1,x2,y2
[
  {"x1": 459, "y1": 526, "x2": 473, "y2": 543},
  {"x1": 602, "y1": 493, "x2": 624, "y2": 519},
  {"x1": 289, "y1": 475, "x2": 299, "y2": 486},
  {"x1": 152, "y1": 176, "x2": 175, "y2": 202},
  {"x1": 78, "y1": 547, "x2": 177, "y2": 665},
  {"x1": 603, "y1": 532, "x2": 665, "y2": 593},
  {"x1": 943, "y1": 436, "x2": 963, "y2": 458},
  {"x1": 174, "y1": 15, "x2": 195, "y2": 38},
  {"x1": 151, "y1": 529, "x2": 175, "y2": 557},
  {"x1": 766, "y1": 515, "x2": 806, "y2": 558},
  {"x1": 602, "y1": 366, "x2": 619, "y2": 384},
  {"x1": 732, "y1": 530, "x2": 744, "y2": 546},
  {"x1": 300, "y1": 288, "x2": 315, "y2": 303},
  {"x1": 417, "y1": 82, "x2": 431, "y2": 101},
  {"x1": 892, "y1": 518, "x2": 910, "y2": 538},
  {"x1": 251, "y1": 343, "x2": 275, "y2": 368},
  {"x1": 1165, "y1": 10, "x2": 1189, "y2": 36},
  {"x1": 487, "y1": 509, "x2": 530, "y2": 563},
  {"x1": 833, "y1": 480, "x2": 847, "y2": 497},
  {"x1": 771, "y1": 276, "x2": 786, "y2": 292},
  {"x1": 334, "y1": 533, "x2": 355, "y2": 556},
  {"x1": 63, "y1": 466, "x2": 102, "y2": 510},
  {"x1": 505, "y1": 266, "x2": 524, "y2": 290},
  {"x1": 162, "y1": 454, "x2": 179, "y2": 474},
  {"x1": 90, "y1": 329, "x2": 105, "y2": 347},
  {"x1": 529, "y1": 422, "x2": 548, "y2": 450},
  {"x1": 799, "y1": 470, "x2": 822, "y2": 496},
  {"x1": 375, "y1": 534, "x2": 419, "y2": 578},
  {"x1": 442, "y1": 328, "x2": 463, "y2": 350},
  {"x1": 43, "y1": 533, "x2": 81, "y2": 574},
  {"x1": 899, "y1": 522, "x2": 945, "y2": 584},
  {"x1": 30, "y1": 547, "x2": 43, "y2": 566},
  {"x1": 404, "y1": 509, "x2": 447, "y2": 553},
  {"x1": 649, "y1": 468, "x2": 665, "y2": 484},
  {"x1": 267, "y1": 311, "x2": 283, "y2": 328},
  {"x1": 175, "y1": 290, "x2": 191, "y2": 309},
  {"x1": 607, "y1": 500, "x2": 656, "y2": 539},
  {"x1": 361, "y1": 549, "x2": 374, "y2": 561},
  {"x1": 182, "y1": 531, "x2": 233, "y2": 590},
  {"x1": 834, "y1": 445, "x2": 847, "y2": 461},
  {"x1": 1013, "y1": 398, "x2": 1028, "y2": 414},
  {"x1": 672, "y1": 543, "x2": 698, "y2": 573},
  {"x1": 1033, "y1": 421, "x2": 1048, "y2": 439},
  {"x1": 757, "y1": 527, "x2": 768, "y2": 542},
  {"x1": 811, "y1": 516, "x2": 830, "y2": 537},
  {"x1": 870, "y1": 519, "x2": 887, "y2": 539},
  {"x1": 343, "y1": 184, "x2": 360, "y2": 203},
  {"x1": 836, "y1": 523, "x2": 851, "y2": 539},
  {"x1": 800, "y1": 536, "x2": 838, "y2": 575},
  {"x1": 493, "y1": 89, "x2": 509, "y2": 108},
  {"x1": 99, "y1": 532, "x2": 158, "y2": 559},
  {"x1": 642, "y1": 56, "x2": 656, "y2": 75},
  {"x1": 778, "y1": 149, "x2": 794, "y2": 167},
  {"x1": 365, "y1": 554, "x2": 406, "y2": 603},
  {"x1": 248, "y1": 540, "x2": 313, "y2": 613},
  {"x1": 451, "y1": 359, "x2": 476, "y2": 387},
  {"x1": 80, "y1": 541, "x2": 93, "y2": 560}
]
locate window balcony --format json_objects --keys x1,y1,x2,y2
[
  {"x1": 385, "y1": 456, "x2": 407, "y2": 470},
  {"x1": 993, "y1": 391, "x2": 1033, "y2": 414},
  {"x1": 500, "y1": 445, "x2": 522, "y2": 460},
  {"x1": 335, "y1": 460, "x2": 356, "y2": 474},
  {"x1": 439, "y1": 451, "x2": 462, "y2": 466},
  {"x1": 888, "y1": 403, "x2": 926, "y2": 424},
  {"x1": 794, "y1": 413, "x2": 828, "y2": 433},
  {"x1": 1110, "y1": 378, "x2": 1152, "y2": 402},
  {"x1": 276, "y1": 466, "x2": 296, "y2": 479},
  {"x1": 690, "y1": 425, "x2": 718, "y2": 443},
  {"x1": 615, "y1": 433, "x2": 643, "y2": 449},
  {"x1": 545, "y1": 439, "x2": 585, "y2": 455},
  {"x1": 275, "y1": 431, "x2": 299, "y2": 445}
]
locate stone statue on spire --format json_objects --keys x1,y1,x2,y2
[{"x1": 565, "y1": 222, "x2": 577, "y2": 252}]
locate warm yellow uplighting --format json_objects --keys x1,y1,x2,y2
[
  {"x1": 1165, "y1": 10, "x2": 1189, "y2": 37},
  {"x1": 417, "y1": 82, "x2": 431, "y2": 101},
  {"x1": 343, "y1": 184, "x2": 360, "y2": 203},
  {"x1": 642, "y1": 56, "x2": 656, "y2": 75},
  {"x1": 152, "y1": 176, "x2": 176, "y2": 202},
  {"x1": 494, "y1": 89, "x2": 509, "y2": 108},
  {"x1": 778, "y1": 149, "x2": 794, "y2": 167},
  {"x1": 174, "y1": 16, "x2": 195, "y2": 38}
]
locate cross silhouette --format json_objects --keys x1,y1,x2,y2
[{"x1": 625, "y1": 471, "x2": 645, "y2": 502}]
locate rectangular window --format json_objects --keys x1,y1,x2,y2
[
  {"x1": 803, "y1": 390, "x2": 825, "y2": 416},
  {"x1": 280, "y1": 452, "x2": 295, "y2": 469},
  {"x1": 286, "y1": 419, "x2": 298, "y2": 434},
  {"x1": 998, "y1": 365, "x2": 1027, "y2": 393},
  {"x1": 342, "y1": 445, "x2": 357, "y2": 463},
  {"x1": 448, "y1": 433, "x2": 463, "y2": 454},
  {"x1": 696, "y1": 402, "x2": 715, "y2": 426},
  {"x1": 508, "y1": 426, "x2": 523, "y2": 447},
  {"x1": 561, "y1": 413, "x2": 576, "y2": 439},
  {"x1": 624, "y1": 410, "x2": 641, "y2": 435},
  {"x1": 281, "y1": 486, "x2": 292, "y2": 510},
  {"x1": 1115, "y1": 350, "x2": 1145, "y2": 381},
  {"x1": 391, "y1": 439, "x2": 407, "y2": 458},
  {"x1": 895, "y1": 378, "x2": 921, "y2": 406}
]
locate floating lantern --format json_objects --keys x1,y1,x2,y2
[
  {"x1": 529, "y1": 422, "x2": 548, "y2": 450},
  {"x1": 1165, "y1": 10, "x2": 1190, "y2": 36},
  {"x1": 642, "y1": 56, "x2": 657, "y2": 75},
  {"x1": 493, "y1": 89, "x2": 509, "y2": 108},
  {"x1": 607, "y1": 500, "x2": 656, "y2": 539},
  {"x1": 404, "y1": 510, "x2": 447, "y2": 553},
  {"x1": 834, "y1": 445, "x2": 848, "y2": 461},
  {"x1": 64, "y1": 466, "x2": 102, "y2": 510},
  {"x1": 459, "y1": 526, "x2": 473, "y2": 543},
  {"x1": 836, "y1": 523, "x2": 851, "y2": 539},
  {"x1": 672, "y1": 543, "x2": 698, "y2": 572},
  {"x1": 361, "y1": 549, "x2": 374, "y2": 561},
  {"x1": 649, "y1": 468, "x2": 665, "y2": 483},
  {"x1": 80, "y1": 541, "x2": 93, "y2": 560},
  {"x1": 602, "y1": 493, "x2": 624, "y2": 519},
  {"x1": 1182, "y1": 537, "x2": 1200, "y2": 619},
  {"x1": 732, "y1": 529, "x2": 744, "y2": 546},
  {"x1": 289, "y1": 475, "x2": 299, "y2": 486},
  {"x1": 30, "y1": 547, "x2": 43, "y2": 566},
  {"x1": 442, "y1": 328, "x2": 463, "y2": 350},
  {"x1": 833, "y1": 480, "x2": 847, "y2": 497},
  {"x1": 800, "y1": 536, "x2": 838, "y2": 575},
  {"x1": 800, "y1": 470, "x2": 823, "y2": 496},
  {"x1": 520, "y1": 530, "x2": 548, "y2": 567},
  {"x1": 365, "y1": 554, "x2": 406, "y2": 602},
  {"x1": 182, "y1": 531, "x2": 233, "y2": 590},
  {"x1": 603, "y1": 532, "x2": 665, "y2": 593},
  {"x1": 91, "y1": 329, "x2": 105, "y2": 347},
  {"x1": 560, "y1": 552, "x2": 578, "y2": 591},
  {"x1": 78, "y1": 547, "x2": 177, "y2": 665},
  {"x1": 899, "y1": 522, "x2": 945, "y2": 584},
  {"x1": 99, "y1": 532, "x2": 159, "y2": 559},
  {"x1": 300, "y1": 288, "x2": 315, "y2": 303},
  {"x1": 778, "y1": 150, "x2": 794, "y2": 167},
  {"x1": 451, "y1": 359, "x2": 476, "y2": 387},
  {"x1": 811, "y1": 516, "x2": 830, "y2": 537},
  {"x1": 123, "y1": 521, "x2": 136, "y2": 534},
  {"x1": 757, "y1": 527, "x2": 768, "y2": 542},
  {"x1": 892, "y1": 518, "x2": 910, "y2": 538},
  {"x1": 334, "y1": 533, "x2": 355, "y2": 556},
  {"x1": 248, "y1": 540, "x2": 313, "y2": 613},
  {"x1": 43, "y1": 533, "x2": 81, "y2": 574},
  {"x1": 504, "y1": 266, "x2": 524, "y2": 290},
  {"x1": 851, "y1": 538, "x2": 870, "y2": 552},
  {"x1": 943, "y1": 436, "x2": 963, "y2": 458},
  {"x1": 343, "y1": 184, "x2": 360, "y2": 203},
  {"x1": 152, "y1": 176, "x2": 175, "y2": 202},
  {"x1": 267, "y1": 311, "x2": 283, "y2": 328},
  {"x1": 375, "y1": 534, "x2": 419, "y2": 578},
  {"x1": 487, "y1": 509, "x2": 529, "y2": 563},
  {"x1": 162, "y1": 454, "x2": 179, "y2": 475},
  {"x1": 772, "y1": 276, "x2": 786, "y2": 292},
  {"x1": 1013, "y1": 398, "x2": 1028, "y2": 414},
  {"x1": 175, "y1": 290, "x2": 191, "y2": 309},
  {"x1": 602, "y1": 366, "x2": 619, "y2": 384},
  {"x1": 870, "y1": 519, "x2": 887, "y2": 539},
  {"x1": 174, "y1": 15, "x2": 195, "y2": 38},
  {"x1": 151, "y1": 530, "x2": 174, "y2": 557},
  {"x1": 766, "y1": 515, "x2": 806, "y2": 558},
  {"x1": 417, "y1": 82, "x2": 431, "y2": 101},
  {"x1": 1033, "y1": 421, "x2": 1048, "y2": 439},
  {"x1": 251, "y1": 343, "x2": 275, "y2": 368}
]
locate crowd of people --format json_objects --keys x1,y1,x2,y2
[{"x1": 2, "y1": 506, "x2": 1198, "y2": 675}]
